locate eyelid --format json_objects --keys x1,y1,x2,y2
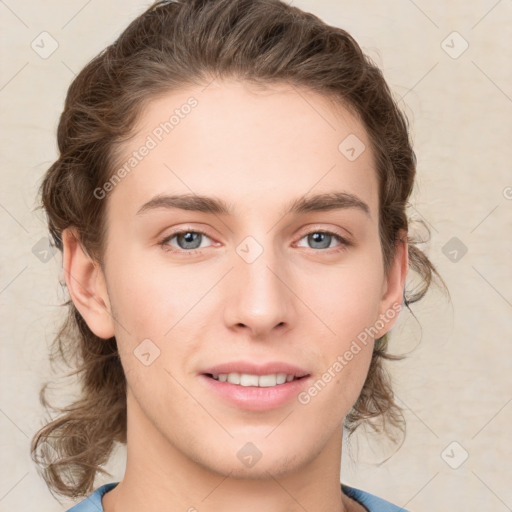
[{"x1": 295, "y1": 224, "x2": 352, "y2": 244}]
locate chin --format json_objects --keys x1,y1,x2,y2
[
  {"x1": 208, "y1": 455, "x2": 305, "y2": 481},
  {"x1": 188, "y1": 436, "x2": 313, "y2": 481}
]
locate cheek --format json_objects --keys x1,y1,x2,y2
[
  {"x1": 298, "y1": 255, "x2": 384, "y2": 340},
  {"x1": 105, "y1": 244, "x2": 189, "y2": 336},
  {"x1": 295, "y1": 249, "x2": 383, "y2": 402},
  {"x1": 104, "y1": 247, "x2": 205, "y2": 377}
]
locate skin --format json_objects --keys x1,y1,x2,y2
[{"x1": 63, "y1": 79, "x2": 408, "y2": 512}]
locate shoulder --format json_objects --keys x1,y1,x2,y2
[
  {"x1": 64, "y1": 482, "x2": 407, "y2": 512},
  {"x1": 341, "y1": 483, "x2": 412, "y2": 512},
  {"x1": 64, "y1": 483, "x2": 119, "y2": 512}
]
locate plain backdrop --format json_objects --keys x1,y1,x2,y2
[{"x1": 1, "y1": 1, "x2": 511, "y2": 511}]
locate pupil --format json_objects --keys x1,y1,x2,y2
[
  {"x1": 180, "y1": 232, "x2": 201, "y2": 249},
  {"x1": 310, "y1": 232, "x2": 330, "y2": 249}
]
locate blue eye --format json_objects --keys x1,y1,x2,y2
[
  {"x1": 296, "y1": 231, "x2": 348, "y2": 251},
  {"x1": 160, "y1": 230, "x2": 213, "y2": 252},
  {"x1": 159, "y1": 228, "x2": 350, "y2": 256}
]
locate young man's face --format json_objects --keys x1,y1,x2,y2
[{"x1": 72, "y1": 79, "x2": 406, "y2": 480}]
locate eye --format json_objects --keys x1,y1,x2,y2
[
  {"x1": 158, "y1": 227, "x2": 351, "y2": 256},
  {"x1": 295, "y1": 230, "x2": 350, "y2": 252},
  {"x1": 159, "y1": 229, "x2": 214, "y2": 253}
]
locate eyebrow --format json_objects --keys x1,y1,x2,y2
[{"x1": 136, "y1": 191, "x2": 371, "y2": 218}]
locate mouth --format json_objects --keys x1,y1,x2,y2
[
  {"x1": 199, "y1": 363, "x2": 312, "y2": 411},
  {"x1": 203, "y1": 372, "x2": 309, "y2": 388}
]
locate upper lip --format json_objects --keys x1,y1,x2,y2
[{"x1": 201, "y1": 361, "x2": 310, "y2": 378}]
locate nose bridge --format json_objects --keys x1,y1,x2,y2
[{"x1": 225, "y1": 233, "x2": 292, "y2": 334}]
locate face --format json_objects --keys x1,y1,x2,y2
[{"x1": 80, "y1": 79, "x2": 405, "y2": 479}]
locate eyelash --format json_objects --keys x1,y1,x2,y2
[{"x1": 158, "y1": 227, "x2": 351, "y2": 256}]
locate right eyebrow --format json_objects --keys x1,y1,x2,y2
[{"x1": 136, "y1": 193, "x2": 233, "y2": 216}]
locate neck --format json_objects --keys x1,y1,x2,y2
[{"x1": 103, "y1": 390, "x2": 359, "y2": 512}]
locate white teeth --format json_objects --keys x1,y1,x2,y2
[
  {"x1": 211, "y1": 372, "x2": 298, "y2": 387},
  {"x1": 227, "y1": 373, "x2": 240, "y2": 385},
  {"x1": 240, "y1": 374, "x2": 259, "y2": 386},
  {"x1": 276, "y1": 373, "x2": 288, "y2": 385}
]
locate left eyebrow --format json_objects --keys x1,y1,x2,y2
[
  {"x1": 136, "y1": 191, "x2": 371, "y2": 218},
  {"x1": 285, "y1": 191, "x2": 371, "y2": 218}
]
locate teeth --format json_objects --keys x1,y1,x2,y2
[{"x1": 211, "y1": 372, "x2": 298, "y2": 387}]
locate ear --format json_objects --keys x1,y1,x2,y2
[
  {"x1": 374, "y1": 230, "x2": 409, "y2": 338},
  {"x1": 61, "y1": 227, "x2": 115, "y2": 339}
]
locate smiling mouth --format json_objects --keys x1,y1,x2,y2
[{"x1": 203, "y1": 372, "x2": 309, "y2": 387}]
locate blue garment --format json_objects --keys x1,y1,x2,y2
[
  {"x1": 342, "y1": 484, "x2": 411, "y2": 511},
  {"x1": 66, "y1": 481, "x2": 411, "y2": 511}
]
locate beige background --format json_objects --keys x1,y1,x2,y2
[{"x1": 1, "y1": 0, "x2": 511, "y2": 510}]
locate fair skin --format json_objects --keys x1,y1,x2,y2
[{"x1": 63, "y1": 79, "x2": 408, "y2": 512}]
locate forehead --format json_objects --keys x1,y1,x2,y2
[{"x1": 106, "y1": 79, "x2": 378, "y2": 220}]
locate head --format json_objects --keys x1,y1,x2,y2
[{"x1": 32, "y1": 0, "x2": 442, "y2": 498}]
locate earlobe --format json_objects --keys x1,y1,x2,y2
[
  {"x1": 61, "y1": 228, "x2": 115, "y2": 339},
  {"x1": 375, "y1": 231, "x2": 409, "y2": 338}
]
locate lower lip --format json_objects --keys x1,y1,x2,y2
[{"x1": 199, "y1": 374, "x2": 311, "y2": 411}]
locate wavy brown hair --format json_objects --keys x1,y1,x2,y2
[{"x1": 31, "y1": 0, "x2": 446, "y2": 500}]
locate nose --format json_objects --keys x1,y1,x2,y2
[{"x1": 223, "y1": 245, "x2": 294, "y2": 339}]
